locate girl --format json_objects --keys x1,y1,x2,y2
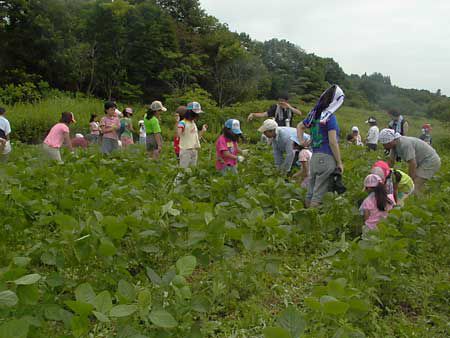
[
  {"x1": 120, "y1": 107, "x2": 134, "y2": 148},
  {"x1": 88, "y1": 114, "x2": 100, "y2": 144},
  {"x1": 351, "y1": 126, "x2": 363, "y2": 146},
  {"x1": 360, "y1": 174, "x2": 396, "y2": 233},
  {"x1": 138, "y1": 120, "x2": 146, "y2": 145},
  {"x1": 173, "y1": 106, "x2": 186, "y2": 160},
  {"x1": 391, "y1": 169, "x2": 414, "y2": 207},
  {"x1": 43, "y1": 111, "x2": 75, "y2": 163},
  {"x1": 145, "y1": 101, "x2": 166, "y2": 159},
  {"x1": 370, "y1": 160, "x2": 394, "y2": 195},
  {"x1": 291, "y1": 135, "x2": 312, "y2": 188},
  {"x1": 215, "y1": 119, "x2": 245, "y2": 174},
  {"x1": 100, "y1": 101, "x2": 120, "y2": 154},
  {"x1": 178, "y1": 101, "x2": 207, "y2": 168}
]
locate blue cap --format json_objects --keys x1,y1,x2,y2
[{"x1": 225, "y1": 119, "x2": 242, "y2": 135}]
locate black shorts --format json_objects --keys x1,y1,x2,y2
[{"x1": 367, "y1": 143, "x2": 377, "y2": 151}]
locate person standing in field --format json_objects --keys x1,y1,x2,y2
[
  {"x1": 144, "y1": 101, "x2": 166, "y2": 160},
  {"x1": 378, "y1": 128, "x2": 441, "y2": 193},
  {"x1": 42, "y1": 112, "x2": 75, "y2": 163},
  {"x1": 173, "y1": 106, "x2": 186, "y2": 160},
  {"x1": 88, "y1": 114, "x2": 101, "y2": 144},
  {"x1": 0, "y1": 107, "x2": 12, "y2": 162},
  {"x1": 120, "y1": 107, "x2": 134, "y2": 148},
  {"x1": 215, "y1": 119, "x2": 245, "y2": 174},
  {"x1": 178, "y1": 102, "x2": 207, "y2": 168},
  {"x1": 100, "y1": 101, "x2": 120, "y2": 154},
  {"x1": 419, "y1": 123, "x2": 432, "y2": 145},
  {"x1": 247, "y1": 93, "x2": 302, "y2": 127},
  {"x1": 365, "y1": 117, "x2": 379, "y2": 151},
  {"x1": 138, "y1": 120, "x2": 146, "y2": 145},
  {"x1": 388, "y1": 110, "x2": 408, "y2": 136},
  {"x1": 296, "y1": 84, "x2": 345, "y2": 208}
]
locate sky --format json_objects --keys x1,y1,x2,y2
[{"x1": 200, "y1": 0, "x2": 450, "y2": 95}]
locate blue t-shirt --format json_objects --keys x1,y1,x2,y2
[{"x1": 303, "y1": 115, "x2": 339, "y2": 155}]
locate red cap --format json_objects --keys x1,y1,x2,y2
[{"x1": 422, "y1": 123, "x2": 432, "y2": 130}]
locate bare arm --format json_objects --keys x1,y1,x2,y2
[
  {"x1": 154, "y1": 133, "x2": 163, "y2": 150},
  {"x1": 363, "y1": 209, "x2": 370, "y2": 222},
  {"x1": 177, "y1": 126, "x2": 184, "y2": 138},
  {"x1": 199, "y1": 124, "x2": 208, "y2": 138},
  {"x1": 222, "y1": 150, "x2": 238, "y2": 160},
  {"x1": 328, "y1": 130, "x2": 343, "y2": 173},
  {"x1": 247, "y1": 112, "x2": 268, "y2": 121},
  {"x1": 297, "y1": 122, "x2": 308, "y2": 146},
  {"x1": 286, "y1": 104, "x2": 302, "y2": 116}
]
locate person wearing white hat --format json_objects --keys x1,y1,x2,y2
[
  {"x1": 350, "y1": 126, "x2": 363, "y2": 146},
  {"x1": 145, "y1": 101, "x2": 167, "y2": 159},
  {"x1": 365, "y1": 117, "x2": 379, "y2": 151},
  {"x1": 378, "y1": 128, "x2": 441, "y2": 192},
  {"x1": 257, "y1": 119, "x2": 298, "y2": 174}
]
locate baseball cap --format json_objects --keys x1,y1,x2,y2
[
  {"x1": 422, "y1": 123, "x2": 432, "y2": 130},
  {"x1": 258, "y1": 119, "x2": 278, "y2": 133},
  {"x1": 186, "y1": 102, "x2": 204, "y2": 113},
  {"x1": 364, "y1": 174, "x2": 383, "y2": 188},
  {"x1": 225, "y1": 119, "x2": 242, "y2": 135},
  {"x1": 138, "y1": 120, "x2": 144, "y2": 124},
  {"x1": 365, "y1": 117, "x2": 377, "y2": 123},
  {"x1": 124, "y1": 107, "x2": 133, "y2": 114},
  {"x1": 75, "y1": 133, "x2": 84, "y2": 138},
  {"x1": 352, "y1": 126, "x2": 359, "y2": 132},
  {"x1": 104, "y1": 101, "x2": 117, "y2": 110},
  {"x1": 150, "y1": 101, "x2": 167, "y2": 112}
]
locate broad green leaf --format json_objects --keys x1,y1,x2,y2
[
  {"x1": 348, "y1": 299, "x2": 370, "y2": 313},
  {"x1": 71, "y1": 315, "x2": 89, "y2": 338},
  {"x1": 191, "y1": 295, "x2": 211, "y2": 313},
  {"x1": 93, "y1": 311, "x2": 110, "y2": 323},
  {"x1": 54, "y1": 214, "x2": 78, "y2": 232},
  {"x1": 104, "y1": 217, "x2": 128, "y2": 240},
  {"x1": 304, "y1": 297, "x2": 321, "y2": 311},
  {"x1": 93, "y1": 291, "x2": 113, "y2": 313},
  {"x1": 320, "y1": 296, "x2": 349, "y2": 315},
  {"x1": 13, "y1": 257, "x2": 31, "y2": 267},
  {"x1": 41, "y1": 252, "x2": 56, "y2": 265},
  {"x1": 146, "y1": 267, "x2": 162, "y2": 285},
  {"x1": 110, "y1": 304, "x2": 138, "y2": 317},
  {"x1": 149, "y1": 309, "x2": 178, "y2": 328},
  {"x1": 0, "y1": 319, "x2": 29, "y2": 338},
  {"x1": 17, "y1": 285, "x2": 40, "y2": 305},
  {"x1": 118, "y1": 279, "x2": 136, "y2": 303},
  {"x1": 98, "y1": 238, "x2": 117, "y2": 256},
  {"x1": 65, "y1": 300, "x2": 94, "y2": 317},
  {"x1": 172, "y1": 275, "x2": 187, "y2": 288},
  {"x1": 14, "y1": 273, "x2": 41, "y2": 285},
  {"x1": 162, "y1": 268, "x2": 176, "y2": 286},
  {"x1": 263, "y1": 327, "x2": 291, "y2": 338},
  {"x1": 44, "y1": 304, "x2": 64, "y2": 321},
  {"x1": 176, "y1": 255, "x2": 197, "y2": 276},
  {"x1": 277, "y1": 306, "x2": 306, "y2": 338},
  {"x1": 0, "y1": 290, "x2": 18, "y2": 307},
  {"x1": 75, "y1": 283, "x2": 96, "y2": 304},
  {"x1": 328, "y1": 278, "x2": 347, "y2": 298},
  {"x1": 138, "y1": 290, "x2": 152, "y2": 317}
]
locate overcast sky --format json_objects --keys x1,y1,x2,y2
[{"x1": 200, "y1": 0, "x2": 450, "y2": 95}]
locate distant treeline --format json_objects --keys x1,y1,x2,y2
[{"x1": 1, "y1": 0, "x2": 449, "y2": 119}]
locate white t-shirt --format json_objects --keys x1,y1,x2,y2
[
  {"x1": 139, "y1": 125, "x2": 146, "y2": 138},
  {"x1": 367, "y1": 126, "x2": 379, "y2": 144},
  {"x1": 0, "y1": 116, "x2": 11, "y2": 154}
]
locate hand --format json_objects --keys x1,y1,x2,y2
[
  {"x1": 202, "y1": 124, "x2": 208, "y2": 132},
  {"x1": 247, "y1": 113, "x2": 254, "y2": 121},
  {"x1": 301, "y1": 139, "x2": 311, "y2": 148},
  {"x1": 237, "y1": 156, "x2": 245, "y2": 163},
  {"x1": 279, "y1": 102, "x2": 290, "y2": 109},
  {"x1": 337, "y1": 162, "x2": 344, "y2": 174}
]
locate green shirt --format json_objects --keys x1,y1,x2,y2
[
  {"x1": 144, "y1": 116, "x2": 161, "y2": 135},
  {"x1": 392, "y1": 169, "x2": 414, "y2": 193},
  {"x1": 120, "y1": 117, "x2": 133, "y2": 138}
]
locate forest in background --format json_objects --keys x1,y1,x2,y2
[{"x1": 1, "y1": 0, "x2": 450, "y2": 120}]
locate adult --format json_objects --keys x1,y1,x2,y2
[
  {"x1": 257, "y1": 119, "x2": 309, "y2": 174},
  {"x1": 248, "y1": 93, "x2": 302, "y2": 127},
  {"x1": 0, "y1": 107, "x2": 12, "y2": 162},
  {"x1": 365, "y1": 117, "x2": 379, "y2": 151},
  {"x1": 43, "y1": 112, "x2": 75, "y2": 163},
  {"x1": 388, "y1": 110, "x2": 408, "y2": 136},
  {"x1": 378, "y1": 129, "x2": 441, "y2": 192},
  {"x1": 296, "y1": 84, "x2": 345, "y2": 208}
]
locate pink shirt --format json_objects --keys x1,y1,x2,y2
[
  {"x1": 359, "y1": 193, "x2": 396, "y2": 229},
  {"x1": 100, "y1": 116, "x2": 120, "y2": 139},
  {"x1": 90, "y1": 121, "x2": 100, "y2": 135},
  {"x1": 216, "y1": 135, "x2": 238, "y2": 170},
  {"x1": 44, "y1": 123, "x2": 69, "y2": 148},
  {"x1": 299, "y1": 149, "x2": 312, "y2": 188}
]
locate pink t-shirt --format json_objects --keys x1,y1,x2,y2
[
  {"x1": 44, "y1": 123, "x2": 69, "y2": 148},
  {"x1": 299, "y1": 149, "x2": 312, "y2": 188},
  {"x1": 100, "y1": 116, "x2": 120, "y2": 139},
  {"x1": 90, "y1": 121, "x2": 100, "y2": 135},
  {"x1": 216, "y1": 135, "x2": 238, "y2": 170},
  {"x1": 359, "y1": 193, "x2": 396, "y2": 229}
]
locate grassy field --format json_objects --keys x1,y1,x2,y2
[{"x1": 0, "y1": 98, "x2": 449, "y2": 338}]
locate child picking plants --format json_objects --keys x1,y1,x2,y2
[
  {"x1": 215, "y1": 119, "x2": 245, "y2": 174},
  {"x1": 42, "y1": 112, "x2": 75, "y2": 163},
  {"x1": 178, "y1": 102, "x2": 207, "y2": 168},
  {"x1": 360, "y1": 174, "x2": 396, "y2": 234},
  {"x1": 100, "y1": 101, "x2": 120, "y2": 154}
]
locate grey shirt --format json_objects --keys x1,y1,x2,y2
[
  {"x1": 390, "y1": 136, "x2": 440, "y2": 167},
  {"x1": 272, "y1": 127, "x2": 296, "y2": 173}
]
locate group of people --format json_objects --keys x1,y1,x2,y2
[{"x1": 0, "y1": 84, "x2": 442, "y2": 233}]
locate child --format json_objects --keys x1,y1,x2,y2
[
  {"x1": 360, "y1": 174, "x2": 396, "y2": 234},
  {"x1": 71, "y1": 133, "x2": 89, "y2": 149},
  {"x1": 391, "y1": 169, "x2": 414, "y2": 207},
  {"x1": 0, "y1": 107, "x2": 12, "y2": 162},
  {"x1": 419, "y1": 124, "x2": 432, "y2": 145},
  {"x1": 351, "y1": 126, "x2": 363, "y2": 146},
  {"x1": 120, "y1": 107, "x2": 134, "y2": 148},
  {"x1": 370, "y1": 160, "x2": 394, "y2": 195},
  {"x1": 365, "y1": 117, "x2": 379, "y2": 151},
  {"x1": 173, "y1": 106, "x2": 186, "y2": 160},
  {"x1": 100, "y1": 101, "x2": 120, "y2": 154},
  {"x1": 43, "y1": 112, "x2": 75, "y2": 163},
  {"x1": 215, "y1": 119, "x2": 244, "y2": 174},
  {"x1": 144, "y1": 101, "x2": 166, "y2": 159},
  {"x1": 138, "y1": 120, "x2": 146, "y2": 145},
  {"x1": 290, "y1": 135, "x2": 312, "y2": 188},
  {"x1": 88, "y1": 114, "x2": 100, "y2": 144},
  {"x1": 178, "y1": 102, "x2": 207, "y2": 168}
]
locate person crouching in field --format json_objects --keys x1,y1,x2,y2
[
  {"x1": 178, "y1": 102, "x2": 207, "y2": 168},
  {"x1": 290, "y1": 134, "x2": 312, "y2": 188},
  {"x1": 360, "y1": 174, "x2": 396, "y2": 235},
  {"x1": 100, "y1": 101, "x2": 120, "y2": 154},
  {"x1": 216, "y1": 119, "x2": 245, "y2": 174},
  {"x1": 173, "y1": 106, "x2": 186, "y2": 160},
  {"x1": 120, "y1": 107, "x2": 134, "y2": 148},
  {"x1": 43, "y1": 112, "x2": 75, "y2": 163},
  {"x1": 145, "y1": 101, "x2": 166, "y2": 160},
  {"x1": 0, "y1": 107, "x2": 12, "y2": 162}
]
